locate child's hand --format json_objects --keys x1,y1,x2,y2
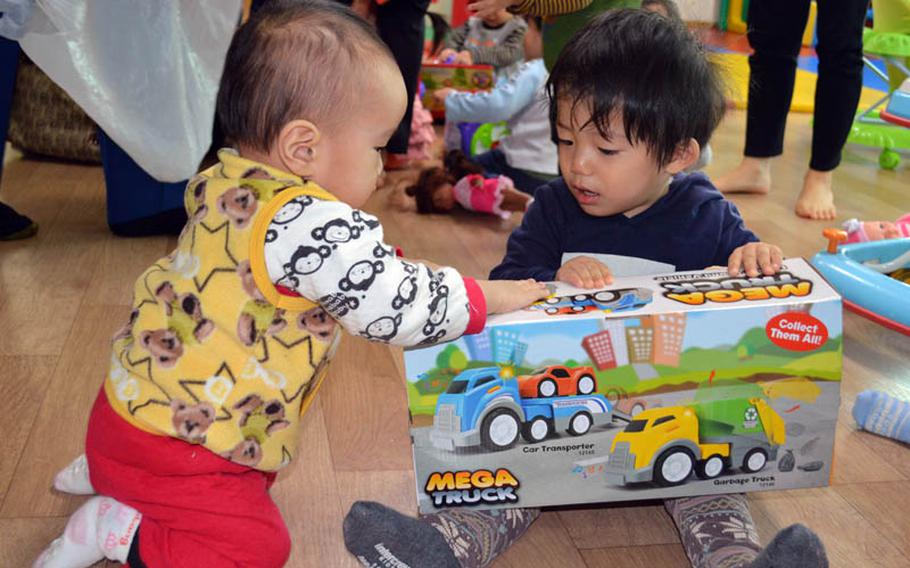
[
  {"x1": 433, "y1": 87, "x2": 455, "y2": 105},
  {"x1": 467, "y1": 0, "x2": 516, "y2": 19},
  {"x1": 454, "y1": 51, "x2": 474, "y2": 65},
  {"x1": 438, "y1": 48, "x2": 457, "y2": 62},
  {"x1": 556, "y1": 256, "x2": 613, "y2": 289},
  {"x1": 478, "y1": 279, "x2": 550, "y2": 314},
  {"x1": 727, "y1": 242, "x2": 783, "y2": 277}
]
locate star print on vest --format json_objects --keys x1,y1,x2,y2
[{"x1": 103, "y1": 149, "x2": 343, "y2": 471}]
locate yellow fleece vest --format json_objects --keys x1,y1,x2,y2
[{"x1": 105, "y1": 149, "x2": 341, "y2": 471}]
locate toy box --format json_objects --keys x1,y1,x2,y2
[
  {"x1": 403, "y1": 258, "x2": 842, "y2": 512},
  {"x1": 420, "y1": 62, "x2": 495, "y2": 119}
]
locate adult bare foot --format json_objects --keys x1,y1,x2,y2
[
  {"x1": 715, "y1": 157, "x2": 772, "y2": 195},
  {"x1": 795, "y1": 169, "x2": 836, "y2": 220}
]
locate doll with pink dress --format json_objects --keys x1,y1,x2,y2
[
  {"x1": 843, "y1": 213, "x2": 910, "y2": 243},
  {"x1": 403, "y1": 150, "x2": 533, "y2": 218}
]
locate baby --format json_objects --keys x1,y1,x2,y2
[{"x1": 34, "y1": 2, "x2": 547, "y2": 567}]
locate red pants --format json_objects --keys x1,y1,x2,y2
[{"x1": 86, "y1": 390, "x2": 291, "y2": 567}]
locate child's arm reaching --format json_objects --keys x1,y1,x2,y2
[
  {"x1": 441, "y1": 60, "x2": 546, "y2": 125},
  {"x1": 264, "y1": 199, "x2": 547, "y2": 346},
  {"x1": 708, "y1": 198, "x2": 781, "y2": 277},
  {"x1": 489, "y1": 190, "x2": 563, "y2": 281}
]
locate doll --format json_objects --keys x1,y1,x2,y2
[
  {"x1": 844, "y1": 213, "x2": 910, "y2": 243},
  {"x1": 404, "y1": 150, "x2": 532, "y2": 218}
]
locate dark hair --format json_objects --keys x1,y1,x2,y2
[
  {"x1": 443, "y1": 149, "x2": 484, "y2": 180},
  {"x1": 405, "y1": 167, "x2": 451, "y2": 214},
  {"x1": 217, "y1": 0, "x2": 394, "y2": 152},
  {"x1": 641, "y1": 0, "x2": 681, "y2": 22},
  {"x1": 547, "y1": 9, "x2": 725, "y2": 167}
]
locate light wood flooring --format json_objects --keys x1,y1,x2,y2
[{"x1": 1, "y1": 110, "x2": 909, "y2": 567}]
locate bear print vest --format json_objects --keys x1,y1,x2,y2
[{"x1": 104, "y1": 149, "x2": 342, "y2": 471}]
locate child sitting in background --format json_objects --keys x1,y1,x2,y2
[
  {"x1": 436, "y1": 17, "x2": 557, "y2": 193},
  {"x1": 344, "y1": 10, "x2": 828, "y2": 568},
  {"x1": 439, "y1": 10, "x2": 527, "y2": 77},
  {"x1": 403, "y1": 150, "x2": 533, "y2": 217},
  {"x1": 34, "y1": 2, "x2": 548, "y2": 567}
]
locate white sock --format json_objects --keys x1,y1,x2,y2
[
  {"x1": 34, "y1": 496, "x2": 141, "y2": 568},
  {"x1": 53, "y1": 455, "x2": 95, "y2": 495}
]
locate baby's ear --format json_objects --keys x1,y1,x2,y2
[
  {"x1": 666, "y1": 138, "x2": 700, "y2": 175},
  {"x1": 276, "y1": 119, "x2": 322, "y2": 177}
]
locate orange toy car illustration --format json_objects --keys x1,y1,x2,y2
[{"x1": 518, "y1": 365, "x2": 597, "y2": 399}]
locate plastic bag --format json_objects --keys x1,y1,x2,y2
[
  {"x1": 14, "y1": 0, "x2": 241, "y2": 182},
  {"x1": 0, "y1": 0, "x2": 34, "y2": 39}
]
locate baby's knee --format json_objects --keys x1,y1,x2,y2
[{"x1": 260, "y1": 523, "x2": 292, "y2": 568}]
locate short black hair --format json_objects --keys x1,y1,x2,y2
[
  {"x1": 547, "y1": 9, "x2": 725, "y2": 167},
  {"x1": 217, "y1": 0, "x2": 395, "y2": 152},
  {"x1": 641, "y1": 0, "x2": 681, "y2": 22}
]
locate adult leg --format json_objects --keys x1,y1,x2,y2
[
  {"x1": 376, "y1": 0, "x2": 430, "y2": 160},
  {"x1": 795, "y1": 0, "x2": 867, "y2": 220},
  {"x1": 716, "y1": 1, "x2": 810, "y2": 195}
]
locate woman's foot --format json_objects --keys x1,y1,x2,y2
[
  {"x1": 0, "y1": 201, "x2": 38, "y2": 240},
  {"x1": 795, "y1": 169, "x2": 836, "y2": 220},
  {"x1": 715, "y1": 157, "x2": 772, "y2": 195}
]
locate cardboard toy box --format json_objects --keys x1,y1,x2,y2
[
  {"x1": 403, "y1": 258, "x2": 842, "y2": 513},
  {"x1": 420, "y1": 62, "x2": 495, "y2": 119}
]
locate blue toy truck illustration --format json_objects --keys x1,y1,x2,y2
[{"x1": 430, "y1": 367, "x2": 616, "y2": 452}]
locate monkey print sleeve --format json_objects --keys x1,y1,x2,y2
[{"x1": 263, "y1": 197, "x2": 486, "y2": 346}]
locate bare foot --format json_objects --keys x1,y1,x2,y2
[
  {"x1": 795, "y1": 169, "x2": 836, "y2": 220},
  {"x1": 715, "y1": 157, "x2": 772, "y2": 194}
]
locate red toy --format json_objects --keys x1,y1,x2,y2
[{"x1": 517, "y1": 365, "x2": 597, "y2": 399}]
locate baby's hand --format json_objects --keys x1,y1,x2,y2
[
  {"x1": 727, "y1": 242, "x2": 783, "y2": 277},
  {"x1": 438, "y1": 48, "x2": 457, "y2": 62},
  {"x1": 454, "y1": 50, "x2": 474, "y2": 65},
  {"x1": 478, "y1": 279, "x2": 550, "y2": 314},
  {"x1": 433, "y1": 87, "x2": 455, "y2": 105},
  {"x1": 556, "y1": 256, "x2": 613, "y2": 289}
]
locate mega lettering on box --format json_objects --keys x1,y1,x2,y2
[{"x1": 403, "y1": 258, "x2": 842, "y2": 512}]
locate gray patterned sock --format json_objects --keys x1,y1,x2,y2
[
  {"x1": 420, "y1": 507, "x2": 540, "y2": 568},
  {"x1": 747, "y1": 524, "x2": 828, "y2": 568},
  {"x1": 664, "y1": 494, "x2": 762, "y2": 568},
  {"x1": 343, "y1": 501, "x2": 460, "y2": 568}
]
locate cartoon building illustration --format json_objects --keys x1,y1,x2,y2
[
  {"x1": 582, "y1": 330, "x2": 618, "y2": 370},
  {"x1": 490, "y1": 329, "x2": 528, "y2": 365},
  {"x1": 626, "y1": 324, "x2": 654, "y2": 363},
  {"x1": 652, "y1": 313, "x2": 686, "y2": 366},
  {"x1": 463, "y1": 328, "x2": 492, "y2": 361},
  {"x1": 602, "y1": 319, "x2": 629, "y2": 367},
  {"x1": 511, "y1": 342, "x2": 528, "y2": 367}
]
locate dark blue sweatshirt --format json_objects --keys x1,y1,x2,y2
[{"x1": 490, "y1": 173, "x2": 759, "y2": 281}]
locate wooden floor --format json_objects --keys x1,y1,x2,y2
[{"x1": 1, "y1": 110, "x2": 909, "y2": 568}]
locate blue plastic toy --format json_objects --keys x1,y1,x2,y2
[{"x1": 810, "y1": 229, "x2": 910, "y2": 335}]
